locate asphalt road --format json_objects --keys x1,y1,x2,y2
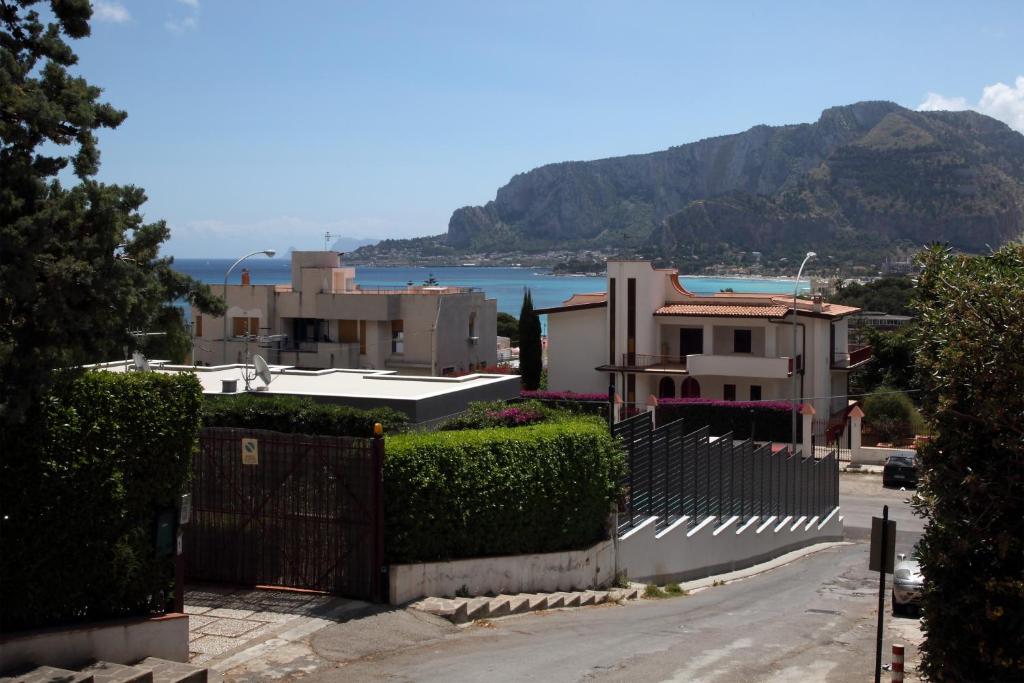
[
  {"x1": 223, "y1": 473, "x2": 926, "y2": 682},
  {"x1": 839, "y1": 473, "x2": 924, "y2": 552}
]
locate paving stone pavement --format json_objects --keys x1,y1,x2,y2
[{"x1": 184, "y1": 584, "x2": 364, "y2": 666}]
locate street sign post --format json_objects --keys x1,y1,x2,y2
[{"x1": 869, "y1": 505, "x2": 896, "y2": 683}]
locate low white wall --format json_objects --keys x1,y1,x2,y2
[
  {"x1": 0, "y1": 613, "x2": 189, "y2": 670},
  {"x1": 854, "y1": 446, "x2": 915, "y2": 466},
  {"x1": 389, "y1": 541, "x2": 615, "y2": 605},
  {"x1": 617, "y1": 509, "x2": 843, "y2": 584}
]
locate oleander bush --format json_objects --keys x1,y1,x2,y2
[
  {"x1": 519, "y1": 390, "x2": 609, "y2": 417},
  {"x1": 202, "y1": 393, "x2": 408, "y2": 436},
  {"x1": 656, "y1": 398, "x2": 797, "y2": 442},
  {"x1": 912, "y1": 245, "x2": 1024, "y2": 681},
  {"x1": 384, "y1": 417, "x2": 625, "y2": 563},
  {"x1": 0, "y1": 371, "x2": 203, "y2": 632},
  {"x1": 438, "y1": 399, "x2": 554, "y2": 430}
]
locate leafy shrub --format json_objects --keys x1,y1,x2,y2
[
  {"x1": 439, "y1": 399, "x2": 553, "y2": 431},
  {"x1": 912, "y1": 245, "x2": 1024, "y2": 681},
  {"x1": 863, "y1": 387, "x2": 922, "y2": 444},
  {"x1": 519, "y1": 390, "x2": 609, "y2": 417},
  {"x1": 202, "y1": 393, "x2": 408, "y2": 436},
  {"x1": 0, "y1": 371, "x2": 203, "y2": 631},
  {"x1": 656, "y1": 398, "x2": 797, "y2": 442},
  {"x1": 384, "y1": 417, "x2": 625, "y2": 563}
]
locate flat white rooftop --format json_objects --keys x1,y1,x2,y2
[{"x1": 89, "y1": 361, "x2": 520, "y2": 422}]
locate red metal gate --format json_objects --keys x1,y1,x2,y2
[{"x1": 185, "y1": 428, "x2": 384, "y2": 601}]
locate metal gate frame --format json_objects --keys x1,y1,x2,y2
[{"x1": 185, "y1": 428, "x2": 385, "y2": 602}]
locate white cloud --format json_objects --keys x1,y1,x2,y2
[
  {"x1": 93, "y1": 1, "x2": 130, "y2": 23},
  {"x1": 166, "y1": 0, "x2": 200, "y2": 33},
  {"x1": 917, "y1": 76, "x2": 1024, "y2": 133}
]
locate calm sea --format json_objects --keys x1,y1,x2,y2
[{"x1": 172, "y1": 260, "x2": 804, "y2": 330}]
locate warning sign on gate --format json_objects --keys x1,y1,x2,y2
[{"x1": 241, "y1": 438, "x2": 259, "y2": 465}]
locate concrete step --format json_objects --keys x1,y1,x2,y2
[
  {"x1": 130, "y1": 659, "x2": 207, "y2": 683},
  {"x1": 0, "y1": 666, "x2": 94, "y2": 683},
  {"x1": 79, "y1": 662, "x2": 153, "y2": 683},
  {"x1": 464, "y1": 597, "x2": 492, "y2": 621},
  {"x1": 411, "y1": 586, "x2": 643, "y2": 624}
]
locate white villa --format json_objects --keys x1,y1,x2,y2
[
  {"x1": 537, "y1": 260, "x2": 871, "y2": 421},
  {"x1": 192, "y1": 251, "x2": 497, "y2": 376}
]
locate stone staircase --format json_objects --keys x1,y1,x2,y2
[
  {"x1": 412, "y1": 586, "x2": 643, "y2": 624},
  {"x1": 0, "y1": 657, "x2": 210, "y2": 683}
]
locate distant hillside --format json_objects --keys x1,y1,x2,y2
[{"x1": 355, "y1": 102, "x2": 1024, "y2": 266}]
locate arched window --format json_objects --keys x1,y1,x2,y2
[
  {"x1": 680, "y1": 377, "x2": 701, "y2": 398},
  {"x1": 658, "y1": 377, "x2": 675, "y2": 398}
]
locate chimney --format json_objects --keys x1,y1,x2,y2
[
  {"x1": 240, "y1": 268, "x2": 251, "y2": 285},
  {"x1": 812, "y1": 294, "x2": 823, "y2": 313}
]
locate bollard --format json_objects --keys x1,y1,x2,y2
[{"x1": 891, "y1": 643, "x2": 904, "y2": 682}]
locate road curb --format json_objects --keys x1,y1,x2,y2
[{"x1": 677, "y1": 541, "x2": 853, "y2": 594}]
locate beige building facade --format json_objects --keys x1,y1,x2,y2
[
  {"x1": 538, "y1": 261, "x2": 870, "y2": 420},
  {"x1": 192, "y1": 252, "x2": 497, "y2": 375}
]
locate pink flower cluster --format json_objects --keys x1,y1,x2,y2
[
  {"x1": 657, "y1": 398, "x2": 799, "y2": 412},
  {"x1": 520, "y1": 390, "x2": 607, "y2": 402},
  {"x1": 485, "y1": 407, "x2": 545, "y2": 426}
]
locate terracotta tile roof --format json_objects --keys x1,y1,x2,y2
[
  {"x1": 655, "y1": 304, "x2": 790, "y2": 318},
  {"x1": 563, "y1": 292, "x2": 607, "y2": 306}
]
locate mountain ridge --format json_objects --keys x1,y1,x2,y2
[{"x1": 355, "y1": 102, "x2": 1024, "y2": 266}]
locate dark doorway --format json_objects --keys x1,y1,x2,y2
[
  {"x1": 658, "y1": 377, "x2": 675, "y2": 399},
  {"x1": 680, "y1": 377, "x2": 701, "y2": 398},
  {"x1": 679, "y1": 328, "x2": 704, "y2": 361}
]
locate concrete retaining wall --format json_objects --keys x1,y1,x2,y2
[
  {"x1": 0, "y1": 613, "x2": 189, "y2": 670},
  {"x1": 617, "y1": 509, "x2": 843, "y2": 584},
  {"x1": 389, "y1": 541, "x2": 615, "y2": 605}
]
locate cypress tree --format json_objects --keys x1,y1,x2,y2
[{"x1": 518, "y1": 289, "x2": 542, "y2": 390}]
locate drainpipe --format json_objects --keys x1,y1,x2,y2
[{"x1": 431, "y1": 296, "x2": 443, "y2": 376}]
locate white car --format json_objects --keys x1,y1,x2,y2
[{"x1": 892, "y1": 552, "x2": 924, "y2": 615}]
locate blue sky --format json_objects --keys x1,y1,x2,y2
[{"x1": 78, "y1": 1, "x2": 1024, "y2": 257}]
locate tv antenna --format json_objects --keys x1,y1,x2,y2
[{"x1": 324, "y1": 231, "x2": 334, "y2": 250}]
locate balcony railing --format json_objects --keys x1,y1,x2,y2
[
  {"x1": 619, "y1": 354, "x2": 688, "y2": 370},
  {"x1": 832, "y1": 344, "x2": 872, "y2": 369}
]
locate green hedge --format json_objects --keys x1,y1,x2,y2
[
  {"x1": 655, "y1": 399, "x2": 798, "y2": 442},
  {"x1": 202, "y1": 394, "x2": 408, "y2": 436},
  {"x1": 384, "y1": 417, "x2": 625, "y2": 564},
  {"x1": 0, "y1": 371, "x2": 202, "y2": 632}
]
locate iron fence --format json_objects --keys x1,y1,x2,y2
[{"x1": 613, "y1": 412, "x2": 838, "y2": 531}]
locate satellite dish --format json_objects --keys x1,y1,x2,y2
[
  {"x1": 132, "y1": 351, "x2": 151, "y2": 372},
  {"x1": 253, "y1": 354, "x2": 273, "y2": 386}
]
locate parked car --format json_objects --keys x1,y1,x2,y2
[
  {"x1": 892, "y1": 552, "x2": 924, "y2": 615},
  {"x1": 883, "y1": 452, "x2": 918, "y2": 488}
]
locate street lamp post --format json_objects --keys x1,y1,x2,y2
[
  {"x1": 222, "y1": 249, "x2": 276, "y2": 364},
  {"x1": 791, "y1": 251, "x2": 816, "y2": 455}
]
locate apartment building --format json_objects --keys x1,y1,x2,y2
[
  {"x1": 537, "y1": 260, "x2": 871, "y2": 420},
  {"x1": 192, "y1": 251, "x2": 497, "y2": 375}
]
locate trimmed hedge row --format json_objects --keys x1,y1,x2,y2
[
  {"x1": 0, "y1": 371, "x2": 202, "y2": 632},
  {"x1": 655, "y1": 398, "x2": 799, "y2": 442},
  {"x1": 384, "y1": 417, "x2": 625, "y2": 564},
  {"x1": 202, "y1": 394, "x2": 408, "y2": 436}
]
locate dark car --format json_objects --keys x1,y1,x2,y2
[{"x1": 883, "y1": 452, "x2": 918, "y2": 488}]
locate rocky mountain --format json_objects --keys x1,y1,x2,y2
[{"x1": 442, "y1": 101, "x2": 1024, "y2": 262}]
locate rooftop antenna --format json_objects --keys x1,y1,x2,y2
[
  {"x1": 324, "y1": 231, "x2": 334, "y2": 250},
  {"x1": 252, "y1": 354, "x2": 274, "y2": 391}
]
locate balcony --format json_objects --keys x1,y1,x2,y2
[
  {"x1": 686, "y1": 353, "x2": 793, "y2": 379},
  {"x1": 617, "y1": 353, "x2": 688, "y2": 372},
  {"x1": 831, "y1": 344, "x2": 872, "y2": 370}
]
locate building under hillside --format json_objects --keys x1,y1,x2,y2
[
  {"x1": 191, "y1": 251, "x2": 497, "y2": 376},
  {"x1": 537, "y1": 260, "x2": 871, "y2": 422}
]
